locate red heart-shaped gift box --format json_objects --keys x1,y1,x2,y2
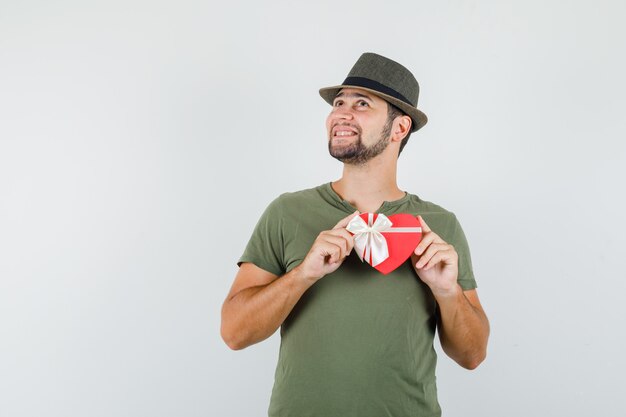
[{"x1": 349, "y1": 213, "x2": 422, "y2": 275}]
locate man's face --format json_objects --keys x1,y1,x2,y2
[{"x1": 326, "y1": 88, "x2": 393, "y2": 165}]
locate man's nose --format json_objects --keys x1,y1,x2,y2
[{"x1": 332, "y1": 106, "x2": 354, "y2": 121}]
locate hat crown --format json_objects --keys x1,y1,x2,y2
[{"x1": 345, "y1": 53, "x2": 420, "y2": 106}]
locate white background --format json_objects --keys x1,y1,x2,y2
[{"x1": 1, "y1": 1, "x2": 625, "y2": 416}]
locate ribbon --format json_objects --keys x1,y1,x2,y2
[{"x1": 346, "y1": 213, "x2": 422, "y2": 267}]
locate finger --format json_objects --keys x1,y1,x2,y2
[
  {"x1": 315, "y1": 240, "x2": 343, "y2": 264},
  {"x1": 415, "y1": 243, "x2": 450, "y2": 269},
  {"x1": 417, "y1": 215, "x2": 431, "y2": 233},
  {"x1": 423, "y1": 250, "x2": 457, "y2": 271},
  {"x1": 324, "y1": 228, "x2": 356, "y2": 251},
  {"x1": 334, "y1": 210, "x2": 361, "y2": 230},
  {"x1": 414, "y1": 232, "x2": 441, "y2": 255},
  {"x1": 327, "y1": 245, "x2": 342, "y2": 264},
  {"x1": 319, "y1": 234, "x2": 349, "y2": 259},
  {"x1": 416, "y1": 243, "x2": 454, "y2": 268}
]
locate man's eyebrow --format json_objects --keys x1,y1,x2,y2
[{"x1": 334, "y1": 92, "x2": 374, "y2": 101}]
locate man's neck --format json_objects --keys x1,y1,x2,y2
[{"x1": 332, "y1": 154, "x2": 404, "y2": 213}]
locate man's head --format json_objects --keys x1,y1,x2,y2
[
  {"x1": 326, "y1": 88, "x2": 412, "y2": 164},
  {"x1": 320, "y1": 53, "x2": 427, "y2": 159}
]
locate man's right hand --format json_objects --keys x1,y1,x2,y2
[{"x1": 296, "y1": 211, "x2": 360, "y2": 283}]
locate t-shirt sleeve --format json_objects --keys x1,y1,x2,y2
[
  {"x1": 447, "y1": 214, "x2": 477, "y2": 290},
  {"x1": 237, "y1": 196, "x2": 286, "y2": 277}
]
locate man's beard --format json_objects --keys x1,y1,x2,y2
[{"x1": 328, "y1": 118, "x2": 393, "y2": 165}]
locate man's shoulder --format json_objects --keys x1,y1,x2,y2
[
  {"x1": 402, "y1": 192, "x2": 469, "y2": 245},
  {"x1": 404, "y1": 192, "x2": 455, "y2": 216},
  {"x1": 276, "y1": 183, "x2": 326, "y2": 199},
  {"x1": 268, "y1": 183, "x2": 329, "y2": 209}
]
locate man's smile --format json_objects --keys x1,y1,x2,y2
[{"x1": 331, "y1": 124, "x2": 360, "y2": 138}]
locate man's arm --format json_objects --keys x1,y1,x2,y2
[
  {"x1": 412, "y1": 216, "x2": 490, "y2": 369},
  {"x1": 220, "y1": 263, "x2": 313, "y2": 350},
  {"x1": 220, "y1": 211, "x2": 359, "y2": 350},
  {"x1": 434, "y1": 288, "x2": 489, "y2": 369}
]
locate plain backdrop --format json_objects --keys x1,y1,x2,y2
[{"x1": 1, "y1": 1, "x2": 625, "y2": 416}]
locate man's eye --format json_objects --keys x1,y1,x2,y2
[
  {"x1": 334, "y1": 100, "x2": 343, "y2": 107},
  {"x1": 357, "y1": 100, "x2": 369, "y2": 107}
]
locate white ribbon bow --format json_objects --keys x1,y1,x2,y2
[{"x1": 346, "y1": 213, "x2": 394, "y2": 267}]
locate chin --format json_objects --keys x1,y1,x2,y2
[
  {"x1": 330, "y1": 135, "x2": 358, "y2": 148},
  {"x1": 330, "y1": 143, "x2": 356, "y2": 156}
]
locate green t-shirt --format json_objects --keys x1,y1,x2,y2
[{"x1": 238, "y1": 183, "x2": 477, "y2": 417}]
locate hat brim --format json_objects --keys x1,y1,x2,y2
[{"x1": 319, "y1": 85, "x2": 428, "y2": 132}]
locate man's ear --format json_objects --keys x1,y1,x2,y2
[{"x1": 391, "y1": 115, "x2": 412, "y2": 142}]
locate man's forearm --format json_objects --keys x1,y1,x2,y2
[
  {"x1": 221, "y1": 266, "x2": 314, "y2": 350},
  {"x1": 435, "y1": 286, "x2": 490, "y2": 369}
]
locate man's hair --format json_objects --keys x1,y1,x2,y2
[{"x1": 386, "y1": 103, "x2": 412, "y2": 156}]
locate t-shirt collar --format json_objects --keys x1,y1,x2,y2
[{"x1": 319, "y1": 182, "x2": 410, "y2": 214}]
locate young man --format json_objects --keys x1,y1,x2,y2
[{"x1": 221, "y1": 52, "x2": 490, "y2": 416}]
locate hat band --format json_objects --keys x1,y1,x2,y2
[{"x1": 343, "y1": 76, "x2": 413, "y2": 106}]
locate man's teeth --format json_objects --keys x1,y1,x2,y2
[{"x1": 335, "y1": 131, "x2": 356, "y2": 136}]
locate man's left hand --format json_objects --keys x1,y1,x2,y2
[{"x1": 411, "y1": 215, "x2": 459, "y2": 298}]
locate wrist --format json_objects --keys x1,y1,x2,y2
[
  {"x1": 431, "y1": 282, "x2": 462, "y2": 302},
  {"x1": 291, "y1": 264, "x2": 320, "y2": 287}
]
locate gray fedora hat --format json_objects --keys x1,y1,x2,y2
[{"x1": 319, "y1": 52, "x2": 427, "y2": 132}]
